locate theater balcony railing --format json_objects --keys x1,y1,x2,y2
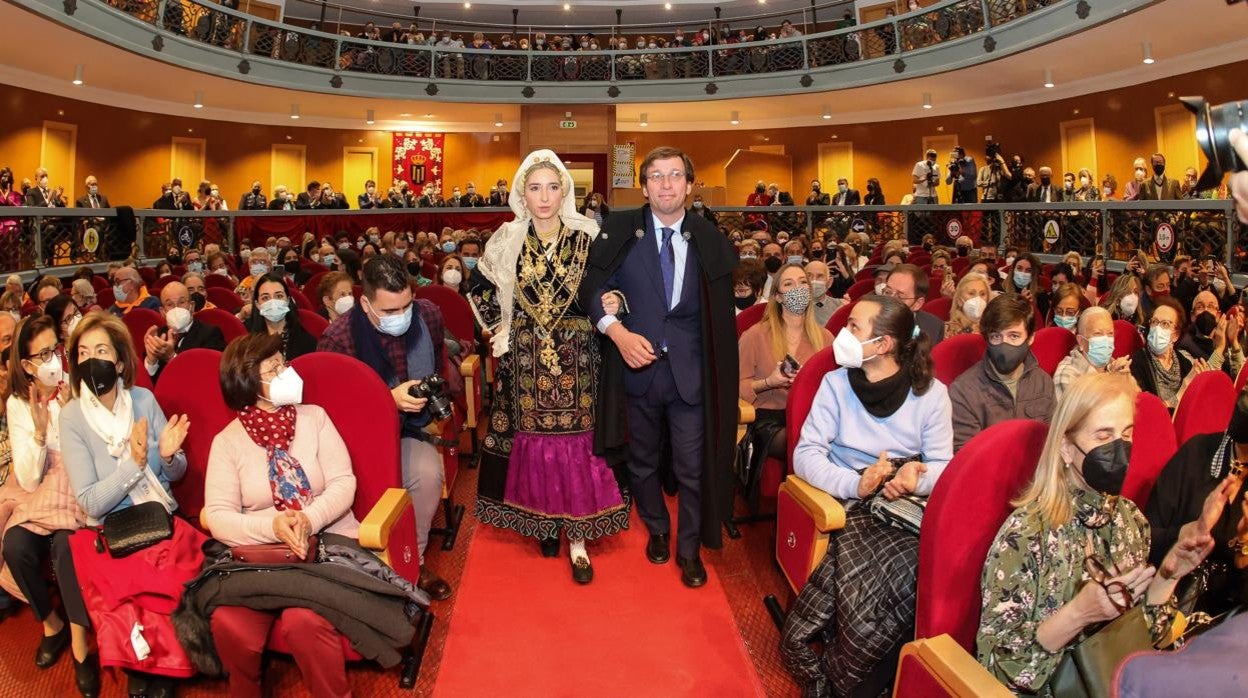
[
  {"x1": 23, "y1": 0, "x2": 1152, "y2": 102},
  {"x1": 2, "y1": 200, "x2": 1242, "y2": 280}
]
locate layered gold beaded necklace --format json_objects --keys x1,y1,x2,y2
[{"x1": 516, "y1": 222, "x2": 590, "y2": 375}]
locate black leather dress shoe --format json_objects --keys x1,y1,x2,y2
[
  {"x1": 570, "y1": 555, "x2": 594, "y2": 585},
  {"x1": 677, "y1": 555, "x2": 707, "y2": 588},
  {"x1": 35, "y1": 625, "x2": 69, "y2": 668},
  {"x1": 539, "y1": 536, "x2": 560, "y2": 558},
  {"x1": 646, "y1": 534, "x2": 671, "y2": 564},
  {"x1": 417, "y1": 569, "x2": 453, "y2": 601},
  {"x1": 74, "y1": 654, "x2": 101, "y2": 698}
]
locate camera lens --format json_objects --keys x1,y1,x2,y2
[{"x1": 1184, "y1": 96, "x2": 1246, "y2": 190}]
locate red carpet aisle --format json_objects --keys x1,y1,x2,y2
[{"x1": 432, "y1": 506, "x2": 767, "y2": 698}]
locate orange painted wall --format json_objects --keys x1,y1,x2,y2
[
  {"x1": 619, "y1": 59, "x2": 1248, "y2": 205},
  {"x1": 0, "y1": 57, "x2": 1241, "y2": 208},
  {"x1": 0, "y1": 84, "x2": 521, "y2": 206}
]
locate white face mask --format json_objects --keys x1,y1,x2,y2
[
  {"x1": 442, "y1": 268, "x2": 463, "y2": 287},
  {"x1": 832, "y1": 327, "x2": 883, "y2": 369},
  {"x1": 962, "y1": 295, "x2": 987, "y2": 321},
  {"x1": 333, "y1": 294, "x2": 354, "y2": 316},
  {"x1": 1119, "y1": 292, "x2": 1139, "y2": 317},
  {"x1": 166, "y1": 306, "x2": 193, "y2": 333},
  {"x1": 262, "y1": 366, "x2": 304, "y2": 407},
  {"x1": 35, "y1": 353, "x2": 64, "y2": 388},
  {"x1": 874, "y1": 282, "x2": 887, "y2": 296},
  {"x1": 65, "y1": 312, "x2": 81, "y2": 339}
]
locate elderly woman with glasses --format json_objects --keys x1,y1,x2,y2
[{"x1": 977, "y1": 372, "x2": 1228, "y2": 694}]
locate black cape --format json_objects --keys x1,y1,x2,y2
[{"x1": 580, "y1": 205, "x2": 739, "y2": 550}]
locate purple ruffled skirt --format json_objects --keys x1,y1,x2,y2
[{"x1": 504, "y1": 431, "x2": 625, "y2": 520}]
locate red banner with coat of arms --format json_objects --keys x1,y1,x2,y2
[{"x1": 392, "y1": 132, "x2": 444, "y2": 193}]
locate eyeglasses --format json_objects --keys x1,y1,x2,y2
[
  {"x1": 1192, "y1": 303, "x2": 1218, "y2": 314},
  {"x1": 1054, "y1": 308, "x2": 1080, "y2": 318},
  {"x1": 1149, "y1": 319, "x2": 1178, "y2": 331},
  {"x1": 880, "y1": 287, "x2": 915, "y2": 302},
  {"x1": 260, "y1": 359, "x2": 287, "y2": 380},
  {"x1": 25, "y1": 347, "x2": 55, "y2": 364},
  {"x1": 645, "y1": 170, "x2": 687, "y2": 183}
]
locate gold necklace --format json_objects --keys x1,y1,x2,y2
[{"x1": 516, "y1": 223, "x2": 590, "y2": 376}]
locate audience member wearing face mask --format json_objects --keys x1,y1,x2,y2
[
  {"x1": 783, "y1": 296, "x2": 951, "y2": 697},
  {"x1": 977, "y1": 372, "x2": 1219, "y2": 695},
  {"x1": 1053, "y1": 306, "x2": 1132, "y2": 401},
  {"x1": 738, "y1": 263, "x2": 833, "y2": 493},
  {"x1": 948, "y1": 294, "x2": 1055, "y2": 451}
]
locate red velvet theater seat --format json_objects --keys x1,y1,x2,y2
[
  {"x1": 1122, "y1": 391, "x2": 1177, "y2": 510},
  {"x1": 194, "y1": 307, "x2": 247, "y2": 342},
  {"x1": 1030, "y1": 326, "x2": 1077, "y2": 376},
  {"x1": 930, "y1": 332, "x2": 986, "y2": 387},
  {"x1": 735, "y1": 302, "x2": 766, "y2": 339},
  {"x1": 1112, "y1": 319, "x2": 1143, "y2": 359},
  {"x1": 1173, "y1": 369, "x2": 1236, "y2": 444}
]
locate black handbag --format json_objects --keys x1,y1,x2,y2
[
  {"x1": 99, "y1": 501, "x2": 174, "y2": 558},
  {"x1": 866, "y1": 455, "x2": 927, "y2": 536}
]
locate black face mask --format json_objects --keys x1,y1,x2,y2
[
  {"x1": 284, "y1": 260, "x2": 301, "y2": 275},
  {"x1": 1077, "y1": 438, "x2": 1131, "y2": 496},
  {"x1": 756, "y1": 185, "x2": 766, "y2": 193},
  {"x1": 764, "y1": 256, "x2": 783, "y2": 274},
  {"x1": 987, "y1": 341, "x2": 1030, "y2": 375},
  {"x1": 956, "y1": 246, "x2": 969, "y2": 257},
  {"x1": 252, "y1": 186, "x2": 261, "y2": 195},
  {"x1": 812, "y1": 185, "x2": 821, "y2": 192},
  {"x1": 407, "y1": 261, "x2": 422, "y2": 277},
  {"x1": 1039, "y1": 176, "x2": 1052, "y2": 187},
  {"x1": 733, "y1": 295, "x2": 756, "y2": 311},
  {"x1": 191, "y1": 292, "x2": 206, "y2": 312},
  {"x1": 82, "y1": 358, "x2": 119, "y2": 397},
  {"x1": 922, "y1": 242, "x2": 933, "y2": 252},
  {"x1": 1228, "y1": 390, "x2": 1248, "y2": 444},
  {"x1": 167, "y1": 254, "x2": 182, "y2": 265},
  {"x1": 1195, "y1": 311, "x2": 1217, "y2": 337},
  {"x1": 809, "y1": 249, "x2": 824, "y2": 260},
  {"x1": 1153, "y1": 163, "x2": 1166, "y2": 177}
]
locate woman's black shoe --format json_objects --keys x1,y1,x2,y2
[
  {"x1": 539, "y1": 537, "x2": 560, "y2": 558},
  {"x1": 570, "y1": 555, "x2": 594, "y2": 585},
  {"x1": 35, "y1": 625, "x2": 70, "y2": 668},
  {"x1": 74, "y1": 654, "x2": 101, "y2": 698}
]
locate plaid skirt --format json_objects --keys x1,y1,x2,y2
[{"x1": 780, "y1": 506, "x2": 920, "y2": 698}]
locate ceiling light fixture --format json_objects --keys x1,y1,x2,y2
[
  {"x1": 494, "y1": 113, "x2": 503, "y2": 127},
  {"x1": 730, "y1": 111, "x2": 740, "y2": 125},
  {"x1": 71, "y1": 64, "x2": 83, "y2": 85},
  {"x1": 563, "y1": 2, "x2": 570, "y2": 10},
  {"x1": 922, "y1": 93, "x2": 932, "y2": 109},
  {"x1": 1043, "y1": 68, "x2": 1054, "y2": 88},
  {"x1": 366, "y1": 109, "x2": 375, "y2": 125},
  {"x1": 1141, "y1": 41, "x2": 1154, "y2": 64},
  {"x1": 664, "y1": 2, "x2": 671, "y2": 8},
  {"x1": 290, "y1": 104, "x2": 301, "y2": 120},
  {"x1": 463, "y1": 1, "x2": 471, "y2": 7},
  {"x1": 821, "y1": 106, "x2": 832, "y2": 120},
  {"x1": 193, "y1": 91, "x2": 204, "y2": 108},
  {"x1": 639, "y1": 112, "x2": 649, "y2": 127}
]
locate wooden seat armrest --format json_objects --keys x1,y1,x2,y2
[
  {"x1": 358, "y1": 487, "x2": 412, "y2": 551},
  {"x1": 896, "y1": 634, "x2": 1012, "y2": 698},
  {"x1": 780, "y1": 475, "x2": 846, "y2": 532}
]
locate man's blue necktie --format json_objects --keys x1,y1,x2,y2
[{"x1": 660, "y1": 226, "x2": 675, "y2": 308}]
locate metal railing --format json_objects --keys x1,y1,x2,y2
[
  {"x1": 95, "y1": 0, "x2": 1067, "y2": 84},
  {"x1": 2, "y1": 199, "x2": 1242, "y2": 279}
]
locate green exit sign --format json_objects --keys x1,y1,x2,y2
[{"x1": 559, "y1": 120, "x2": 577, "y2": 129}]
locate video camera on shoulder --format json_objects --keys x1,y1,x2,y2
[{"x1": 1184, "y1": 96, "x2": 1246, "y2": 190}]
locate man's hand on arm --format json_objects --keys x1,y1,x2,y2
[{"x1": 605, "y1": 323, "x2": 657, "y2": 369}]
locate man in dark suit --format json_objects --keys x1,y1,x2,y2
[
  {"x1": 458, "y1": 182, "x2": 485, "y2": 207},
  {"x1": 582, "y1": 147, "x2": 738, "y2": 589},
  {"x1": 142, "y1": 281, "x2": 227, "y2": 383},
  {"x1": 359, "y1": 179, "x2": 385, "y2": 209},
  {"x1": 154, "y1": 179, "x2": 193, "y2": 210},
  {"x1": 318, "y1": 182, "x2": 349, "y2": 209},
  {"x1": 238, "y1": 180, "x2": 268, "y2": 210},
  {"x1": 25, "y1": 168, "x2": 65, "y2": 207},
  {"x1": 1026, "y1": 167, "x2": 1059, "y2": 203},
  {"x1": 488, "y1": 179, "x2": 510, "y2": 206},
  {"x1": 1139, "y1": 153, "x2": 1183, "y2": 200},
  {"x1": 831, "y1": 177, "x2": 861, "y2": 206},
  {"x1": 294, "y1": 180, "x2": 322, "y2": 209},
  {"x1": 75, "y1": 175, "x2": 110, "y2": 209},
  {"x1": 885, "y1": 264, "x2": 945, "y2": 345}
]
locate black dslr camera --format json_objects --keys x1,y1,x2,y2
[
  {"x1": 1183, "y1": 96, "x2": 1246, "y2": 190},
  {"x1": 986, "y1": 141, "x2": 1001, "y2": 159},
  {"x1": 409, "y1": 374, "x2": 454, "y2": 421}
]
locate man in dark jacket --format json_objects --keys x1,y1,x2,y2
[
  {"x1": 884, "y1": 264, "x2": 945, "y2": 345},
  {"x1": 581, "y1": 147, "x2": 737, "y2": 589},
  {"x1": 948, "y1": 294, "x2": 1055, "y2": 451},
  {"x1": 142, "y1": 281, "x2": 227, "y2": 383}
]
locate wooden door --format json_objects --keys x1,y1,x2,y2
[
  {"x1": 922, "y1": 134, "x2": 959, "y2": 204},
  {"x1": 1059, "y1": 118, "x2": 1097, "y2": 180},
  {"x1": 171, "y1": 137, "x2": 206, "y2": 187},
  {"x1": 818, "y1": 141, "x2": 854, "y2": 194},
  {"x1": 41, "y1": 121, "x2": 77, "y2": 201},
  {"x1": 270, "y1": 144, "x2": 307, "y2": 197},
  {"x1": 342, "y1": 147, "x2": 377, "y2": 207},
  {"x1": 1155, "y1": 103, "x2": 1203, "y2": 174}
]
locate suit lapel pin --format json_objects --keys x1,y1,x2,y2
[{"x1": 634, "y1": 229, "x2": 645, "y2": 239}]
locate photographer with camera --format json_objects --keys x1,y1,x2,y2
[
  {"x1": 317, "y1": 254, "x2": 453, "y2": 600},
  {"x1": 977, "y1": 142, "x2": 1012, "y2": 202},
  {"x1": 1002, "y1": 154, "x2": 1030, "y2": 203},
  {"x1": 945, "y1": 146, "x2": 978, "y2": 204},
  {"x1": 912, "y1": 149, "x2": 941, "y2": 204}
]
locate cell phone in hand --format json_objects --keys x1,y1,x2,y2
[{"x1": 781, "y1": 354, "x2": 801, "y2": 378}]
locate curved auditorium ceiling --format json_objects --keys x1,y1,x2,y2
[{"x1": 0, "y1": 0, "x2": 1244, "y2": 131}]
